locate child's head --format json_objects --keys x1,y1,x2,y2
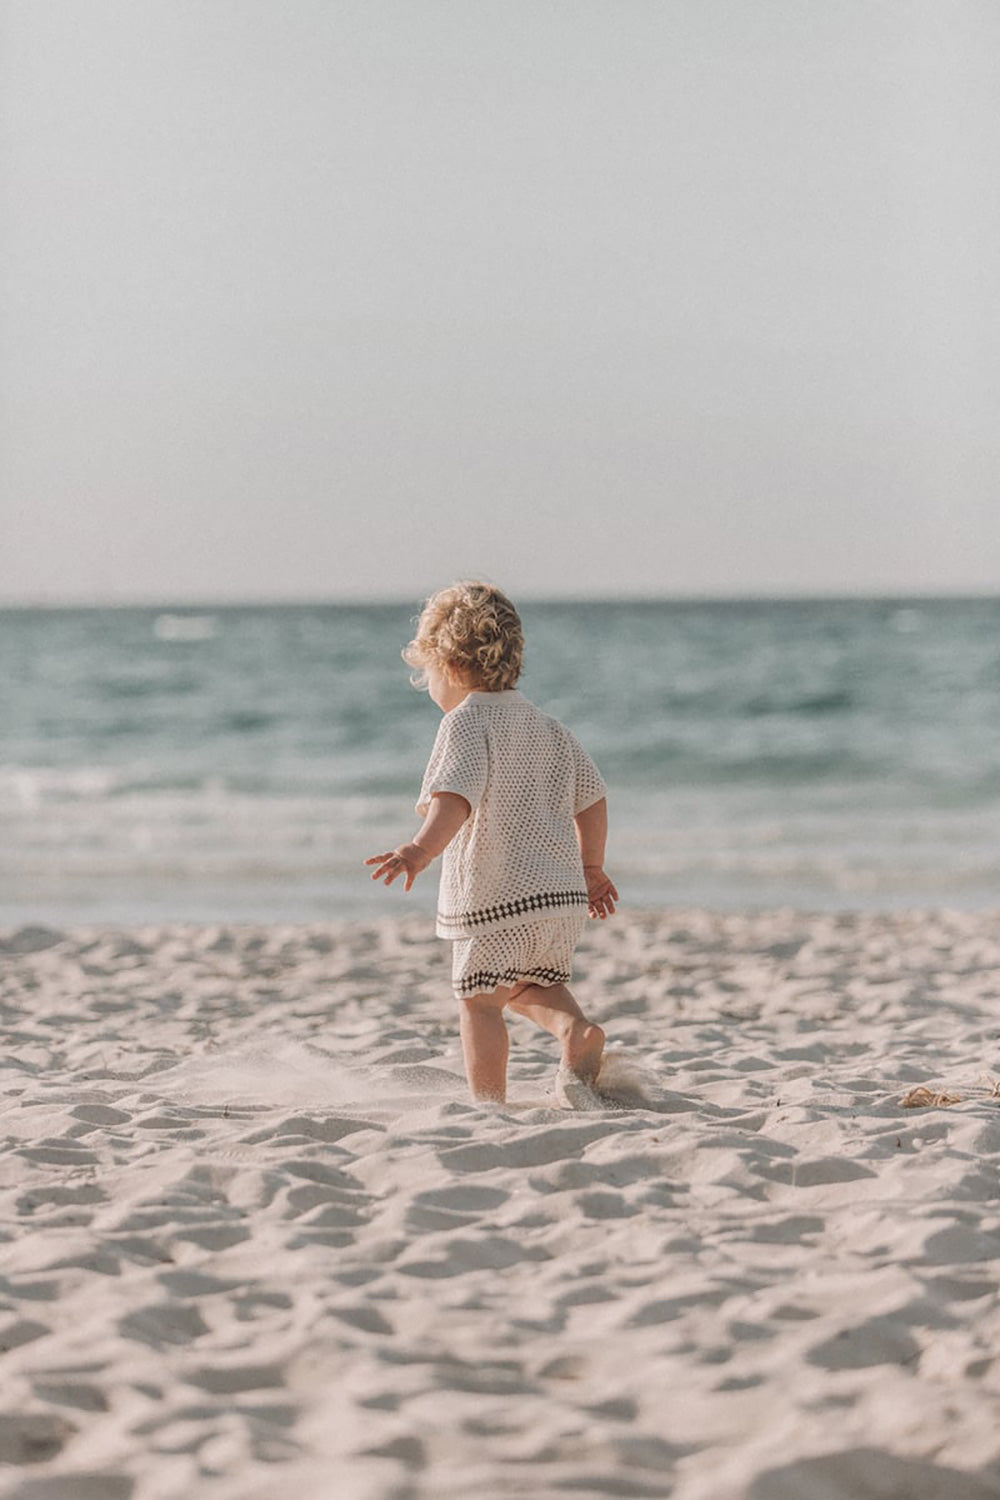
[{"x1": 403, "y1": 581, "x2": 524, "y2": 693}]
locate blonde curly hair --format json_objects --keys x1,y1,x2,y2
[{"x1": 403, "y1": 581, "x2": 524, "y2": 692}]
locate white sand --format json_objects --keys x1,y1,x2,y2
[{"x1": 2, "y1": 910, "x2": 1000, "y2": 1500}]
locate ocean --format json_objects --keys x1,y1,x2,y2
[{"x1": 2, "y1": 598, "x2": 998, "y2": 924}]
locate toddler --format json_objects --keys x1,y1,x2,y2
[{"x1": 365, "y1": 581, "x2": 617, "y2": 1105}]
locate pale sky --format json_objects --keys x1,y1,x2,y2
[{"x1": 2, "y1": 0, "x2": 998, "y2": 604}]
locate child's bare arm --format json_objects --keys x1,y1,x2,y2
[
  {"x1": 574, "y1": 796, "x2": 609, "y2": 867},
  {"x1": 365, "y1": 792, "x2": 471, "y2": 891},
  {"x1": 574, "y1": 797, "x2": 618, "y2": 919}
]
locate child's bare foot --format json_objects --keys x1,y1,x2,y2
[{"x1": 563, "y1": 1021, "x2": 605, "y2": 1083}]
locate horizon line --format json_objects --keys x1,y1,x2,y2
[{"x1": 1, "y1": 587, "x2": 998, "y2": 611}]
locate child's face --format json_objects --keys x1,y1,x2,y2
[{"x1": 426, "y1": 661, "x2": 472, "y2": 713}]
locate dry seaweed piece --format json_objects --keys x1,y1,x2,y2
[{"x1": 900, "y1": 1085, "x2": 962, "y2": 1108}]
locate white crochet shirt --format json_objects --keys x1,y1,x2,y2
[{"x1": 416, "y1": 689, "x2": 607, "y2": 939}]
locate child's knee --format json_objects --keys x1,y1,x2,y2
[{"x1": 459, "y1": 990, "x2": 508, "y2": 1016}]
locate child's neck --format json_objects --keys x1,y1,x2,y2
[{"x1": 440, "y1": 681, "x2": 512, "y2": 713}]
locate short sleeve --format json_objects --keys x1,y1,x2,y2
[
  {"x1": 416, "y1": 708, "x2": 489, "y2": 817},
  {"x1": 569, "y1": 731, "x2": 607, "y2": 815}
]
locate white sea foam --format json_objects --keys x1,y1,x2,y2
[{"x1": 153, "y1": 613, "x2": 218, "y2": 641}]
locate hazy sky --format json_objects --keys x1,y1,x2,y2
[{"x1": 2, "y1": 0, "x2": 998, "y2": 604}]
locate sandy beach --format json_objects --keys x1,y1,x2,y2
[{"x1": 2, "y1": 909, "x2": 1000, "y2": 1499}]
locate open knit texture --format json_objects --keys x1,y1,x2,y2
[
  {"x1": 451, "y1": 911, "x2": 588, "y2": 997},
  {"x1": 416, "y1": 690, "x2": 606, "y2": 941}
]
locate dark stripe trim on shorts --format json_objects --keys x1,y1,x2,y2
[
  {"x1": 437, "y1": 890, "x2": 588, "y2": 934},
  {"x1": 455, "y1": 965, "x2": 570, "y2": 997}
]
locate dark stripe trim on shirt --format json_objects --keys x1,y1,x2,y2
[
  {"x1": 437, "y1": 889, "x2": 589, "y2": 932},
  {"x1": 455, "y1": 965, "x2": 570, "y2": 996}
]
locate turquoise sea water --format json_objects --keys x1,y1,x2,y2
[{"x1": 2, "y1": 599, "x2": 998, "y2": 923}]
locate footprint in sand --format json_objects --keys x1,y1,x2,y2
[
  {"x1": 749, "y1": 1448, "x2": 1000, "y2": 1500},
  {"x1": 10, "y1": 1477, "x2": 134, "y2": 1499},
  {"x1": 0, "y1": 1318, "x2": 49, "y2": 1354},
  {"x1": 0, "y1": 1411, "x2": 75, "y2": 1464},
  {"x1": 32, "y1": 1380, "x2": 110, "y2": 1414},
  {"x1": 119, "y1": 1302, "x2": 211, "y2": 1349},
  {"x1": 806, "y1": 1316, "x2": 922, "y2": 1371}
]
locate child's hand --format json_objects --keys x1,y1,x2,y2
[
  {"x1": 584, "y1": 864, "x2": 618, "y2": 919},
  {"x1": 364, "y1": 843, "x2": 432, "y2": 892}
]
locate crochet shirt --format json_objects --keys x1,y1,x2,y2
[{"x1": 416, "y1": 689, "x2": 607, "y2": 939}]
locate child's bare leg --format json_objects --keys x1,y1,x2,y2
[
  {"x1": 459, "y1": 991, "x2": 510, "y2": 1102},
  {"x1": 508, "y1": 982, "x2": 604, "y2": 1082}
]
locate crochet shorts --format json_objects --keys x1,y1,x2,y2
[{"x1": 451, "y1": 910, "x2": 588, "y2": 999}]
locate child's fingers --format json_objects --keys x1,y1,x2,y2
[
  {"x1": 588, "y1": 887, "x2": 616, "y2": 918},
  {"x1": 367, "y1": 853, "x2": 406, "y2": 884}
]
